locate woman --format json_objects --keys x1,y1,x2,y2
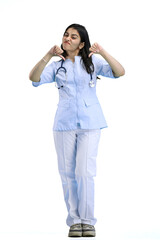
[{"x1": 29, "y1": 23, "x2": 125, "y2": 237}]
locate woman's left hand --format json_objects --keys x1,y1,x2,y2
[{"x1": 89, "y1": 43, "x2": 103, "y2": 57}]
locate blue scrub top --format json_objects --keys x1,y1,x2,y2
[{"x1": 32, "y1": 55, "x2": 118, "y2": 131}]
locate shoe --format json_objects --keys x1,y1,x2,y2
[
  {"x1": 82, "y1": 224, "x2": 96, "y2": 237},
  {"x1": 68, "y1": 223, "x2": 82, "y2": 237}
]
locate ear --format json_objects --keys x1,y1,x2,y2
[{"x1": 79, "y1": 42, "x2": 85, "y2": 50}]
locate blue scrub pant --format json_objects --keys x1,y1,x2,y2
[{"x1": 53, "y1": 129, "x2": 101, "y2": 227}]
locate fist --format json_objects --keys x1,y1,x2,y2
[
  {"x1": 49, "y1": 45, "x2": 65, "y2": 60},
  {"x1": 89, "y1": 43, "x2": 103, "y2": 57}
]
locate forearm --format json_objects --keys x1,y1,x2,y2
[
  {"x1": 100, "y1": 49, "x2": 125, "y2": 77},
  {"x1": 29, "y1": 52, "x2": 52, "y2": 82}
]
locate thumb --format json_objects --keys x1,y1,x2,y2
[
  {"x1": 88, "y1": 52, "x2": 93, "y2": 58},
  {"x1": 58, "y1": 54, "x2": 65, "y2": 61}
]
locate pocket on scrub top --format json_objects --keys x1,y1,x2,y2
[
  {"x1": 83, "y1": 97, "x2": 99, "y2": 107},
  {"x1": 57, "y1": 100, "x2": 70, "y2": 108}
]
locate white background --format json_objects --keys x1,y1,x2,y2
[{"x1": 0, "y1": 0, "x2": 160, "y2": 239}]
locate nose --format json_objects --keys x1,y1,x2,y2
[{"x1": 65, "y1": 36, "x2": 70, "y2": 41}]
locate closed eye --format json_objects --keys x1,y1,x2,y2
[
  {"x1": 64, "y1": 32, "x2": 79, "y2": 39},
  {"x1": 64, "y1": 32, "x2": 69, "y2": 37}
]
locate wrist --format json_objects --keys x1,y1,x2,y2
[
  {"x1": 42, "y1": 52, "x2": 53, "y2": 63},
  {"x1": 99, "y1": 47, "x2": 105, "y2": 56}
]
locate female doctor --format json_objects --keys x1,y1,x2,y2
[{"x1": 29, "y1": 23, "x2": 125, "y2": 237}]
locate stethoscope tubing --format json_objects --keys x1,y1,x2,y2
[{"x1": 55, "y1": 60, "x2": 95, "y2": 89}]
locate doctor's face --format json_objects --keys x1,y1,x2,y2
[{"x1": 62, "y1": 28, "x2": 84, "y2": 54}]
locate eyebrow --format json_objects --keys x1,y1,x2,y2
[
  {"x1": 71, "y1": 34, "x2": 78, "y2": 37},
  {"x1": 65, "y1": 32, "x2": 79, "y2": 37}
]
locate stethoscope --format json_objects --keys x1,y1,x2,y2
[{"x1": 55, "y1": 60, "x2": 95, "y2": 89}]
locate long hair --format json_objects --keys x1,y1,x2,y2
[{"x1": 61, "y1": 24, "x2": 94, "y2": 74}]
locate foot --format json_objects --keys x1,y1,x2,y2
[
  {"x1": 68, "y1": 223, "x2": 82, "y2": 237},
  {"x1": 82, "y1": 224, "x2": 96, "y2": 237}
]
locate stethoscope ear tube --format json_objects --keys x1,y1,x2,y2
[{"x1": 55, "y1": 59, "x2": 97, "y2": 89}]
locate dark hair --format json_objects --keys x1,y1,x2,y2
[{"x1": 61, "y1": 23, "x2": 94, "y2": 74}]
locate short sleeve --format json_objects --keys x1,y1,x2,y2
[
  {"x1": 32, "y1": 61, "x2": 56, "y2": 87},
  {"x1": 92, "y1": 55, "x2": 119, "y2": 79}
]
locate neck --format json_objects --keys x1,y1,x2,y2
[{"x1": 66, "y1": 50, "x2": 80, "y2": 62}]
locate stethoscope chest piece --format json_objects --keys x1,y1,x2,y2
[
  {"x1": 55, "y1": 60, "x2": 96, "y2": 89},
  {"x1": 55, "y1": 60, "x2": 67, "y2": 89},
  {"x1": 89, "y1": 80, "x2": 95, "y2": 88}
]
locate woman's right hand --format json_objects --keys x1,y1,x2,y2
[
  {"x1": 48, "y1": 45, "x2": 65, "y2": 60},
  {"x1": 29, "y1": 45, "x2": 65, "y2": 82}
]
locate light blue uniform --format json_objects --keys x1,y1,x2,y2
[
  {"x1": 32, "y1": 55, "x2": 117, "y2": 131},
  {"x1": 32, "y1": 55, "x2": 118, "y2": 226}
]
